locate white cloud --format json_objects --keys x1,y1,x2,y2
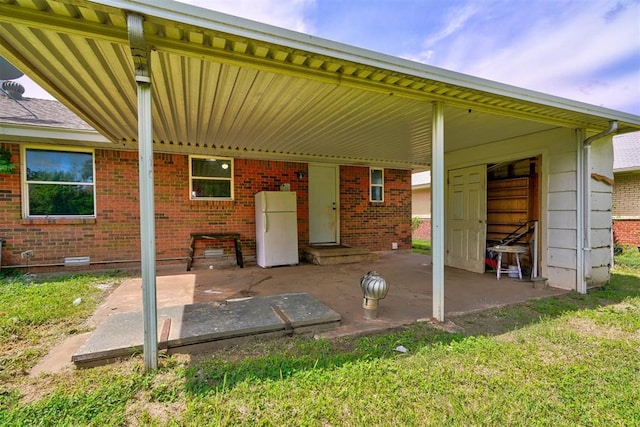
[
  {"x1": 422, "y1": 4, "x2": 479, "y2": 47},
  {"x1": 408, "y1": 0, "x2": 640, "y2": 114}
]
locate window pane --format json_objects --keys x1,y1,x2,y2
[
  {"x1": 192, "y1": 158, "x2": 231, "y2": 178},
  {"x1": 28, "y1": 184, "x2": 94, "y2": 215},
  {"x1": 26, "y1": 150, "x2": 93, "y2": 183},
  {"x1": 371, "y1": 169, "x2": 383, "y2": 185},
  {"x1": 371, "y1": 186, "x2": 383, "y2": 201},
  {"x1": 192, "y1": 179, "x2": 231, "y2": 198}
]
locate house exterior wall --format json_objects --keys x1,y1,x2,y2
[
  {"x1": 612, "y1": 171, "x2": 640, "y2": 246},
  {"x1": 444, "y1": 127, "x2": 611, "y2": 291},
  {"x1": 589, "y1": 137, "x2": 614, "y2": 285},
  {"x1": 340, "y1": 166, "x2": 412, "y2": 251},
  {"x1": 412, "y1": 187, "x2": 431, "y2": 217},
  {"x1": 411, "y1": 186, "x2": 432, "y2": 239},
  {"x1": 0, "y1": 143, "x2": 410, "y2": 271}
]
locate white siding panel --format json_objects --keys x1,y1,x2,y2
[
  {"x1": 549, "y1": 171, "x2": 577, "y2": 192},
  {"x1": 548, "y1": 229, "x2": 577, "y2": 249},
  {"x1": 591, "y1": 137, "x2": 614, "y2": 174},
  {"x1": 547, "y1": 266, "x2": 577, "y2": 290},
  {"x1": 591, "y1": 211, "x2": 612, "y2": 229},
  {"x1": 591, "y1": 192, "x2": 612, "y2": 211},
  {"x1": 548, "y1": 247, "x2": 576, "y2": 269},
  {"x1": 591, "y1": 247, "x2": 612, "y2": 268},
  {"x1": 549, "y1": 151, "x2": 577, "y2": 173},
  {"x1": 549, "y1": 191, "x2": 576, "y2": 210},
  {"x1": 591, "y1": 179, "x2": 614, "y2": 193},
  {"x1": 548, "y1": 211, "x2": 577, "y2": 229},
  {"x1": 591, "y1": 229, "x2": 612, "y2": 247},
  {"x1": 589, "y1": 267, "x2": 610, "y2": 286}
]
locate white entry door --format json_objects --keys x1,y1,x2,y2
[
  {"x1": 446, "y1": 164, "x2": 487, "y2": 273},
  {"x1": 308, "y1": 164, "x2": 339, "y2": 244}
]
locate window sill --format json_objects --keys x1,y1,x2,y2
[{"x1": 23, "y1": 217, "x2": 97, "y2": 225}]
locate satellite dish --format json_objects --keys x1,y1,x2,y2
[{"x1": 0, "y1": 57, "x2": 24, "y2": 81}]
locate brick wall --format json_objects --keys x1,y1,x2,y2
[
  {"x1": 613, "y1": 172, "x2": 640, "y2": 217},
  {"x1": 339, "y1": 166, "x2": 412, "y2": 251},
  {"x1": 0, "y1": 144, "x2": 410, "y2": 271},
  {"x1": 613, "y1": 172, "x2": 640, "y2": 246},
  {"x1": 613, "y1": 220, "x2": 640, "y2": 246},
  {"x1": 412, "y1": 220, "x2": 431, "y2": 240}
]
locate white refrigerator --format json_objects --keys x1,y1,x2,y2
[{"x1": 255, "y1": 191, "x2": 299, "y2": 268}]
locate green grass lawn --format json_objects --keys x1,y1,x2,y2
[
  {"x1": 412, "y1": 238, "x2": 431, "y2": 255},
  {"x1": 1, "y1": 258, "x2": 639, "y2": 426}
]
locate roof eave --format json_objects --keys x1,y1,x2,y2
[{"x1": 0, "y1": 123, "x2": 110, "y2": 144}]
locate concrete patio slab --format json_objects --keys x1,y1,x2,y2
[
  {"x1": 31, "y1": 251, "x2": 568, "y2": 374},
  {"x1": 71, "y1": 293, "x2": 340, "y2": 368}
]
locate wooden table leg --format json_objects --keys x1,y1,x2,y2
[{"x1": 187, "y1": 235, "x2": 196, "y2": 271}]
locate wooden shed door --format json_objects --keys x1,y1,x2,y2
[{"x1": 446, "y1": 165, "x2": 487, "y2": 273}]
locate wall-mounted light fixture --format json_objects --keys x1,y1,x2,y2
[{"x1": 296, "y1": 171, "x2": 304, "y2": 179}]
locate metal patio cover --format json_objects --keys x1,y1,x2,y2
[{"x1": 1, "y1": 0, "x2": 639, "y2": 170}]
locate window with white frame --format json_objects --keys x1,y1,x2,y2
[
  {"x1": 370, "y1": 167, "x2": 384, "y2": 202},
  {"x1": 190, "y1": 156, "x2": 233, "y2": 200},
  {"x1": 23, "y1": 147, "x2": 95, "y2": 217}
]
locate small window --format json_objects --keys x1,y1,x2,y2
[
  {"x1": 190, "y1": 156, "x2": 233, "y2": 200},
  {"x1": 370, "y1": 167, "x2": 384, "y2": 202},
  {"x1": 23, "y1": 147, "x2": 95, "y2": 217}
]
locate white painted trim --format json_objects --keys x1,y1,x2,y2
[
  {"x1": 431, "y1": 101, "x2": 445, "y2": 322},
  {"x1": 20, "y1": 144, "x2": 97, "y2": 219},
  {"x1": 576, "y1": 128, "x2": 586, "y2": 294},
  {"x1": 188, "y1": 155, "x2": 235, "y2": 201},
  {"x1": 369, "y1": 167, "x2": 384, "y2": 202},
  {"x1": 0, "y1": 123, "x2": 109, "y2": 143}
]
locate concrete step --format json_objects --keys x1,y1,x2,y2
[{"x1": 303, "y1": 245, "x2": 378, "y2": 265}]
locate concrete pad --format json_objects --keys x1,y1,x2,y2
[
  {"x1": 33, "y1": 251, "x2": 568, "y2": 374},
  {"x1": 72, "y1": 293, "x2": 340, "y2": 367},
  {"x1": 30, "y1": 332, "x2": 91, "y2": 376}
]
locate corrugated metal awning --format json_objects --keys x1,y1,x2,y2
[{"x1": 1, "y1": 0, "x2": 638, "y2": 170}]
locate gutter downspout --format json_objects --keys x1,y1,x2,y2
[{"x1": 578, "y1": 120, "x2": 618, "y2": 294}]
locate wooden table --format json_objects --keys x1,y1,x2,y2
[{"x1": 187, "y1": 233, "x2": 243, "y2": 271}]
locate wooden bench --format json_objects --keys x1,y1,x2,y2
[{"x1": 187, "y1": 233, "x2": 244, "y2": 271}]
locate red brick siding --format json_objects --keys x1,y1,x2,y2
[
  {"x1": 612, "y1": 172, "x2": 640, "y2": 246},
  {"x1": 339, "y1": 166, "x2": 412, "y2": 251},
  {"x1": 613, "y1": 220, "x2": 640, "y2": 246},
  {"x1": 413, "y1": 220, "x2": 431, "y2": 240},
  {"x1": 1, "y1": 145, "x2": 412, "y2": 271}
]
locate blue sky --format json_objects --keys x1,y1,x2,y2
[{"x1": 17, "y1": 0, "x2": 640, "y2": 115}]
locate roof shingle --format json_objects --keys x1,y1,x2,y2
[
  {"x1": 613, "y1": 131, "x2": 640, "y2": 171},
  {"x1": 0, "y1": 95, "x2": 92, "y2": 130}
]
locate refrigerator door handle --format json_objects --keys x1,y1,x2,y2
[{"x1": 264, "y1": 213, "x2": 268, "y2": 233}]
